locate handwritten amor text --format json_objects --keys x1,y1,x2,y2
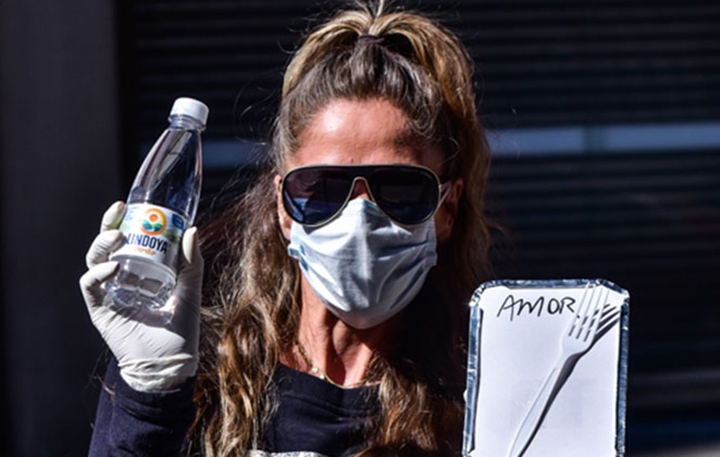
[{"x1": 496, "y1": 294, "x2": 576, "y2": 322}]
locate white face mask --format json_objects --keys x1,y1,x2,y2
[{"x1": 287, "y1": 198, "x2": 438, "y2": 329}]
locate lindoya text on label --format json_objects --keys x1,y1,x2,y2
[{"x1": 110, "y1": 203, "x2": 185, "y2": 269}]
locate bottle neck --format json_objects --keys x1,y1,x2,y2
[{"x1": 169, "y1": 114, "x2": 205, "y2": 131}]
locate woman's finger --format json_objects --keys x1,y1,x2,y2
[
  {"x1": 86, "y1": 230, "x2": 125, "y2": 268},
  {"x1": 101, "y1": 201, "x2": 126, "y2": 232}
]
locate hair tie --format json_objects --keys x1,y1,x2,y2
[{"x1": 357, "y1": 34, "x2": 385, "y2": 45}]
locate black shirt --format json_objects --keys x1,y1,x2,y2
[
  {"x1": 90, "y1": 358, "x2": 379, "y2": 456},
  {"x1": 265, "y1": 364, "x2": 378, "y2": 456}
]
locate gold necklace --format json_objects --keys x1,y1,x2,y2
[{"x1": 294, "y1": 340, "x2": 369, "y2": 389}]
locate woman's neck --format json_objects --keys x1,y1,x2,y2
[{"x1": 283, "y1": 276, "x2": 400, "y2": 387}]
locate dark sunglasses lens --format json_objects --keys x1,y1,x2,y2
[
  {"x1": 283, "y1": 168, "x2": 351, "y2": 225},
  {"x1": 370, "y1": 168, "x2": 439, "y2": 224}
]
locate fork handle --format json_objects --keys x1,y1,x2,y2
[{"x1": 509, "y1": 357, "x2": 577, "y2": 457}]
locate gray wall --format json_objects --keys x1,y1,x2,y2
[{"x1": 1, "y1": 0, "x2": 121, "y2": 454}]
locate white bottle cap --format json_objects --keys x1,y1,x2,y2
[{"x1": 170, "y1": 97, "x2": 209, "y2": 126}]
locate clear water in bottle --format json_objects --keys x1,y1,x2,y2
[{"x1": 104, "y1": 97, "x2": 208, "y2": 318}]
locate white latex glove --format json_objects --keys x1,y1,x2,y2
[{"x1": 80, "y1": 201, "x2": 202, "y2": 392}]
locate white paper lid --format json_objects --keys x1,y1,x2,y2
[{"x1": 170, "y1": 97, "x2": 209, "y2": 125}]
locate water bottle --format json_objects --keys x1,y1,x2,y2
[{"x1": 104, "y1": 97, "x2": 208, "y2": 316}]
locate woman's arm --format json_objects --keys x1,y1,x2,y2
[{"x1": 89, "y1": 357, "x2": 196, "y2": 456}]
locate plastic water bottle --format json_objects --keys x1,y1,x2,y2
[{"x1": 104, "y1": 97, "x2": 208, "y2": 316}]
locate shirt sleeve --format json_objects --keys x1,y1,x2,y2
[{"x1": 89, "y1": 356, "x2": 197, "y2": 456}]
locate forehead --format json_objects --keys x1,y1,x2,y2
[{"x1": 286, "y1": 98, "x2": 443, "y2": 173}]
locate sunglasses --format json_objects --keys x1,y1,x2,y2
[{"x1": 281, "y1": 164, "x2": 449, "y2": 226}]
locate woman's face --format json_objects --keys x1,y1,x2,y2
[{"x1": 275, "y1": 98, "x2": 462, "y2": 240}]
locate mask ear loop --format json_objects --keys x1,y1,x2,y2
[
  {"x1": 424, "y1": 181, "x2": 452, "y2": 224},
  {"x1": 438, "y1": 181, "x2": 452, "y2": 204}
]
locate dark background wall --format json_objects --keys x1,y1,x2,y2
[
  {"x1": 1, "y1": 0, "x2": 122, "y2": 455},
  {"x1": 1, "y1": 0, "x2": 718, "y2": 455}
]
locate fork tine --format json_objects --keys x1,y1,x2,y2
[
  {"x1": 578, "y1": 285, "x2": 598, "y2": 341},
  {"x1": 580, "y1": 286, "x2": 599, "y2": 342},
  {"x1": 582, "y1": 286, "x2": 608, "y2": 343},
  {"x1": 569, "y1": 284, "x2": 592, "y2": 337},
  {"x1": 573, "y1": 284, "x2": 597, "y2": 339}
]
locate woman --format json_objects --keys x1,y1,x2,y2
[{"x1": 80, "y1": 1, "x2": 492, "y2": 455}]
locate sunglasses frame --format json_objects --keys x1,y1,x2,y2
[{"x1": 280, "y1": 163, "x2": 450, "y2": 227}]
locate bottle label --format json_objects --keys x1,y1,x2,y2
[{"x1": 111, "y1": 203, "x2": 186, "y2": 270}]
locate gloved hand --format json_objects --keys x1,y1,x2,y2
[{"x1": 79, "y1": 201, "x2": 202, "y2": 392}]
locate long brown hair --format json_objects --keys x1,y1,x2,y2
[{"x1": 192, "y1": 1, "x2": 492, "y2": 455}]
